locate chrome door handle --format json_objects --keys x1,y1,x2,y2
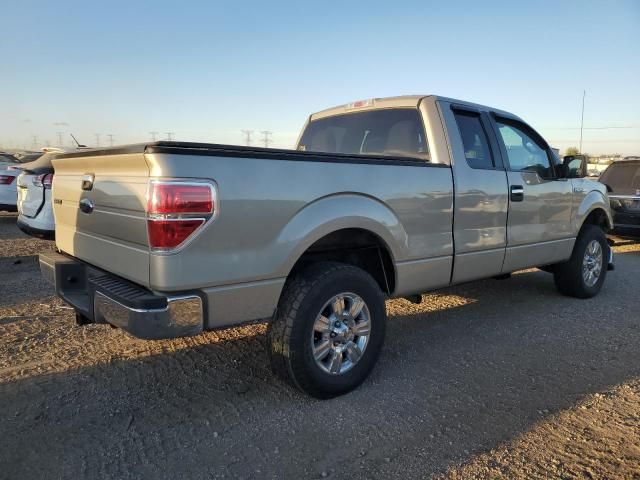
[{"x1": 510, "y1": 185, "x2": 524, "y2": 202}]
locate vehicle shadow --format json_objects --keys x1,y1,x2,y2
[{"x1": 2, "y1": 252, "x2": 640, "y2": 479}]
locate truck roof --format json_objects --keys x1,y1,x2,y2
[{"x1": 310, "y1": 95, "x2": 521, "y2": 122}]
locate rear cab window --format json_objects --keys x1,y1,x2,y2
[{"x1": 298, "y1": 109, "x2": 430, "y2": 161}]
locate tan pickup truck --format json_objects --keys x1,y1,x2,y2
[{"x1": 40, "y1": 95, "x2": 614, "y2": 398}]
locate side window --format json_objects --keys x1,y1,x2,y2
[
  {"x1": 453, "y1": 111, "x2": 495, "y2": 169},
  {"x1": 496, "y1": 120, "x2": 553, "y2": 178}
]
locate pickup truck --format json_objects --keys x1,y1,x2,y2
[{"x1": 39, "y1": 95, "x2": 614, "y2": 398}]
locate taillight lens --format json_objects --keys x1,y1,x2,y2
[
  {"x1": 32, "y1": 173, "x2": 54, "y2": 189},
  {"x1": 146, "y1": 181, "x2": 217, "y2": 251},
  {"x1": 148, "y1": 182, "x2": 213, "y2": 214},
  {"x1": 147, "y1": 219, "x2": 205, "y2": 249},
  {"x1": 0, "y1": 175, "x2": 15, "y2": 185}
]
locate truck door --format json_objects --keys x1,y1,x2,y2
[
  {"x1": 491, "y1": 116, "x2": 574, "y2": 272},
  {"x1": 441, "y1": 103, "x2": 509, "y2": 284}
]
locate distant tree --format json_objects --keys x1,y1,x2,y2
[{"x1": 565, "y1": 147, "x2": 580, "y2": 156}]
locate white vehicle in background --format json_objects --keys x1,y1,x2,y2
[
  {"x1": 587, "y1": 157, "x2": 616, "y2": 177},
  {"x1": 17, "y1": 147, "x2": 89, "y2": 238},
  {"x1": 0, "y1": 152, "x2": 43, "y2": 212},
  {"x1": 0, "y1": 167, "x2": 21, "y2": 212}
]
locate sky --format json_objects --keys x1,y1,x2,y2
[{"x1": 1, "y1": 0, "x2": 639, "y2": 155}]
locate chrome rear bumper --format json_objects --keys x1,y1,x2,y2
[{"x1": 40, "y1": 251, "x2": 204, "y2": 339}]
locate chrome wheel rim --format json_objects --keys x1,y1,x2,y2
[
  {"x1": 311, "y1": 292, "x2": 371, "y2": 375},
  {"x1": 582, "y1": 240, "x2": 603, "y2": 287}
]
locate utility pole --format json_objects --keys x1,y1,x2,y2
[
  {"x1": 241, "y1": 129, "x2": 254, "y2": 146},
  {"x1": 107, "y1": 134, "x2": 115, "y2": 147},
  {"x1": 95, "y1": 133, "x2": 101, "y2": 147},
  {"x1": 31, "y1": 136, "x2": 38, "y2": 150},
  {"x1": 149, "y1": 131, "x2": 159, "y2": 142},
  {"x1": 260, "y1": 130, "x2": 273, "y2": 148},
  {"x1": 165, "y1": 132, "x2": 174, "y2": 141},
  {"x1": 56, "y1": 132, "x2": 64, "y2": 147},
  {"x1": 579, "y1": 90, "x2": 586, "y2": 153}
]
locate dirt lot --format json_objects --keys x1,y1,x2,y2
[{"x1": 1, "y1": 211, "x2": 639, "y2": 479}]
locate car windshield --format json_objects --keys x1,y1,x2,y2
[{"x1": 298, "y1": 108, "x2": 430, "y2": 161}]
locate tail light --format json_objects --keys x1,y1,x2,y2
[
  {"x1": 147, "y1": 180, "x2": 217, "y2": 251},
  {"x1": 0, "y1": 175, "x2": 15, "y2": 185},
  {"x1": 33, "y1": 173, "x2": 54, "y2": 189}
]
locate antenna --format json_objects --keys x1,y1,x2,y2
[
  {"x1": 579, "y1": 90, "x2": 586, "y2": 153},
  {"x1": 241, "y1": 129, "x2": 254, "y2": 146},
  {"x1": 149, "y1": 131, "x2": 159, "y2": 142},
  {"x1": 260, "y1": 130, "x2": 273, "y2": 148},
  {"x1": 70, "y1": 133, "x2": 87, "y2": 148}
]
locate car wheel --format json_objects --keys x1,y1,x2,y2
[
  {"x1": 267, "y1": 262, "x2": 386, "y2": 399},
  {"x1": 554, "y1": 224, "x2": 609, "y2": 298}
]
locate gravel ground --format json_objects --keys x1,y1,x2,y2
[{"x1": 1, "y1": 211, "x2": 639, "y2": 479}]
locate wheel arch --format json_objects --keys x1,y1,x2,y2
[
  {"x1": 576, "y1": 191, "x2": 613, "y2": 234},
  {"x1": 276, "y1": 194, "x2": 405, "y2": 295}
]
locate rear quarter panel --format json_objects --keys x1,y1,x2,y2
[{"x1": 145, "y1": 153, "x2": 454, "y2": 293}]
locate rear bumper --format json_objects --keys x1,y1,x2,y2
[
  {"x1": 17, "y1": 218, "x2": 55, "y2": 240},
  {"x1": 39, "y1": 252, "x2": 204, "y2": 339}
]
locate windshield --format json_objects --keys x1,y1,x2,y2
[{"x1": 298, "y1": 108, "x2": 429, "y2": 161}]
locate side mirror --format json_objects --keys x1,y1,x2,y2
[{"x1": 562, "y1": 154, "x2": 587, "y2": 178}]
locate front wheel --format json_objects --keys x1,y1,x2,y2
[
  {"x1": 554, "y1": 225, "x2": 609, "y2": 298},
  {"x1": 267, "y1": 262, "x2": 386, "y2": 399}
]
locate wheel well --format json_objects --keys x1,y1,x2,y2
[
  {"x1": 582, "y1": 208, "x2": 610, "y2": 233},
  {"x1": 290, "y1": 228, "x2": 395, "y2": 295}
]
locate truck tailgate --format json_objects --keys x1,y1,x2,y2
[{"x1": 52, "y1": 152, "x2": 151, "y2": 287}]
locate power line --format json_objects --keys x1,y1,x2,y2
[
  {"x1": 241, "y1": 130, "x2": 254, "y2": 146},
  {"x1": 149, "y1": 131, "x2": 159, "y2": 142},
  {"x1": 260, "y1": 130, "x2": 273, "y2": 148},
  {"x1": 165, "y1": 132, "x2": 175, "y2": 141}
]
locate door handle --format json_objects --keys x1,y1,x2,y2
[{"x1": 510, "y1": 185, "x2": 524, "y2": 202}]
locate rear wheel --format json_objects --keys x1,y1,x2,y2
[
  {"x1": 554, "y1": 225, "x2": 609, "y2": 298},
  {"x1": 267, "y1": 262, "x2": 386, "y2": 399}
]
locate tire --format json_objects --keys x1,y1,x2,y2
[
  {"x1": 553, "y1": 225, "x2": 609, "y2": 298},
  {"x1": 267, "y1": 262, "x2": 386, "y2": 399}
]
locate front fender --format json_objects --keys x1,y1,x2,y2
[
  {"x1": 575, "y1": 189, "x2": 614, "y2": 233},
  {"x1": 275, "y1": 193, "x2": 408, "y2": 276}
]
